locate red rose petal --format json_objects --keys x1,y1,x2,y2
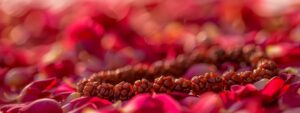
[
  {"x1": 18, "y1": 78, "x2": 57, "y2": 102},
  {"x1": 62, "y1": 97, "x2": 112, "y2": 112},
  {"x1": 261, "y1": 77, "x2": 285, "y2": 99},
  {"x1": 228, "y1": 98, "x2": 264, "y2": 113},
  {"x1": 231, "y1": 84, "x2": 258, "y2": 99},
  {"x1": 191, "y1": 92, "x2": 223, "y2": 113},
  {"x1": 41, "y1": 59, "x2": 75, "y2": 78},
  {"x1": 219, "y1": 91, "x2": 237, "y2": 108}
]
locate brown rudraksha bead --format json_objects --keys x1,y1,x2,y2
[
  {"x1": 204, "y1": 72, "x2": 224, "y2": 92},
  {"x1": 133, "y1": 79, "x2": 153, "y2": 94},
  {"x1": 222, "y1": 71, "x2": 241, "y2": 90},
  {"x1": 96, "y1": 83, "x2": 114, "y2": 100},
  {"x1": 173, "y1": 78, "x2": 192, "y2": 93},
  {"x1": 191, "y1": 75, "x2": 208, "y2": 95},
  {"x1": 153, "y1": 76, "x2": 175, "y2": 93},
  {"x1": 113, "y1": 81, "x2": 134, "y2": 101}
]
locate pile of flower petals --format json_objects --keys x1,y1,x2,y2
[{"x1": 1, "y1": 0, "x2": 300, "y2": 113}]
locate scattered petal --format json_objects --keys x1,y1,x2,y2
[
  {"x1": 280, "y1": 81, "x2": 300, "y2": 109},
  {"x1": 20, "y1": 98, "x2": 63, "y2": 113},
  {"x1": 18, "y1": 78, "x2": 57, "y2": 102},
  {"x1": 191, "y1": 92, "x2": 223, "y2": 113}
]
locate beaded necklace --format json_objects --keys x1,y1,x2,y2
[{"x1": 77, "y1": 44, "x2": 278, "y2": 101}]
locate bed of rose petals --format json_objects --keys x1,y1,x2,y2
[{"x1": 1, "y1": 0, "x2": 300, "y2": 113}]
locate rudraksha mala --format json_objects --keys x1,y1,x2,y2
[{"x1": 77, "y1": 44, "x2": 279, "y2": 101}]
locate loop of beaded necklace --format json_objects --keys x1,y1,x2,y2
[{"x1": 77, "y1": 44, "x2": 279, "y2": 101}]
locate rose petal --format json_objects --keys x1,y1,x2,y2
[
  {"x1": 123, "y1": 94, "x2": 182, "y2": 113},
  {"x1": 184, "y1": 64, "x2": 217, "y2": 79},
  {"x1": 6, "y1": 105, "x2": 24, "y2": 113},
  {"x1": 191, "y1": 92, "x2": 223, "y2": 113},
  {"x1": 167, "y1": 92, "x2": 189, "y2": 101},
  {"x1": 20, "y1": 98, "x2": 63, "y2": 113},
  {"x1": 52, "y1": 92, "x2": 73, "y2": 102},
  {"x1": 231, "y1": 84, "x2": 258, "y2": 99},
  {"x1": 283, "y1": 107, "x2": 300, "y2": 113},
  {"x1": 52, "y1": 83, "x2": 75, "y2": 95},
  {"x1": 66, "y1": 18, "x2": 105, "y2": 57},
  {"x1": 253, "y1": 78, "x2": 269, "y2": 90},
  {"x1": 228, "y1": 98, "x2": 264, "y2": 113},
  {"x1": 41, "y1": 59, "x2": 75, "y2": 78},
  {"x1": 154, "y1": 94, "x2": 182, "y2": 113},
  {"x1": 123, "y1": 94, "x2": 163, "y2": 113},
  {"x1": 18, "y1": 78, "x2": 57, "y2": 102},
  {"x1": 279, "y1": 73, "x2": 296, "y2": 84},
  {"x1": 179, "y1": 96, "x2": 200, "y2": 108},
  {"x1": 219, "y1": 91, "x2": 237, "y2": 108},
  {"x1": 279, "y1": 81, "x2": 300, "y2": 109},
  {"x1": 0, "y1": 104, "x2": 25, "y2": 113},
  {"x1": 4, "y1": 67, "x2": 36, "y2": 89},
  {"x1": 0, "y1": 68, "x2": 8, "y2": 86},
  {"x1": 261, "y1": 77, "x2": 285, "y2": 100},
  {"x1": 62, "y1": 97, "x2": 112, "y2": 112}
]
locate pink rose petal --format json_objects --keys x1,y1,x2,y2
[
  {"x1": 184, "y1": 64, "x2": 217, "y2": 79},
  {"x1": 20, "y1": 98, "x2": 63, "y2": 113},
  {"x1": 179, "y1": 96, "x2": 199, "y2": 108},
  {"x1": 123, "y1": 94, "x2": 182, "y2": 113},
  {"x1": 191, "y1": 92, "x2": 223, "y2": 113},
  {"x1": 154, "y1": 94, "x2": 183, "y2": 113},
  {"x1": 282, "y1": 107, "x2": 300, "y2": 113}
]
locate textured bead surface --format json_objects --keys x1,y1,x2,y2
[
  {"x1": 239, "y1": 71, "x2": 255, "y2": 84},
  {"x1": 222, "y1": 71, "x2": 241, "y2": 89},
  {"x1": 77, "y1": 78, "x2": 88, "y2": 95},
  {"x1": 173, "y1": 78, "x2": 192, "y2": 93},
  {"x1": 83, "y1": 81, "x2": 98, "y2": 96},
  {"x1": 191, "y1": 75, "x2": 207, "y2": 95},
  {"x1": 113, "y1": 82, "x2": 134, "y2": 101},
  {"x1": 205, "y1": 72, "x2": 224, "y2": 92},
  {"x1": 153, "y1": 76, "x2": 175, "y2": 93},
  {"x1": 96, "y1": 83, "x2": 114, "y2": 100},
  {"x1": 133, "y1": 79, "x2": 153, "y2": 94}
]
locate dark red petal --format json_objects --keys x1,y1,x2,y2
[
  {"x1": 20, "y1": 98, "x2": 63, "y2": 113},
  {"x1": 279, "y1": 81, "x2": 300, "y2": 109},
  {"x1": 18, "y1": 78, "x2": 57, "y2": 102}
]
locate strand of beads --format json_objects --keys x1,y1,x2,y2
[{"x1": 77, "y1": 45, "x2": 278, "y2": 101}]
